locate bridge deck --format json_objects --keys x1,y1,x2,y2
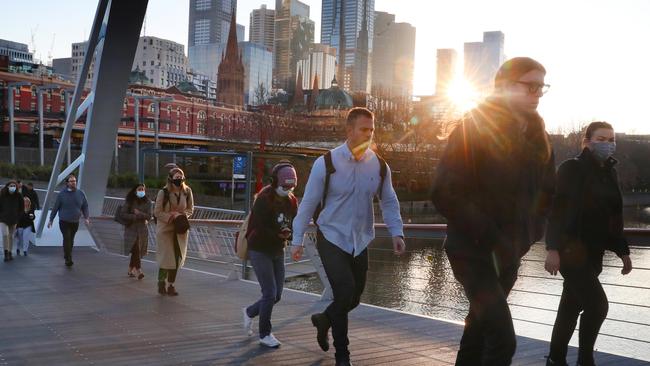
[{"x1": 0, "y1": 247, "x2": 646, "y2": 366}]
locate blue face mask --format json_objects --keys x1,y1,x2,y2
[
  {"x1": 8, "y1": 186, "x2": 16, "y2": 194},
  {"x1": 136, "y1": 191, "x2": 146, "y2": 199},
  {"x1": 590, "y1": 141, "x2": 616, "y2": 162}
]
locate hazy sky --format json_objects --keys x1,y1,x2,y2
[{"x1": 2, "y1": 0, "x2": 650, "y2": 133}]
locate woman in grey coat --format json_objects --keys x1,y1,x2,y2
[{"x1": 122, "y1": 184, "x2": 151, "y2": 279}]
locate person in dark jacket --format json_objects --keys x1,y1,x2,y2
[
  {"x1": 21, "y1": 182, "x2": 40, "y2": 210},
  {"x1": 48, "y1": 174, "x2": 90, "y2": 267},
  {"x1": 431, "y1": 57, "x2": 556, "y2": 366},
  {"x1": 544, "y1": 122, "x2": 632, "y2": 366},
  {"x1": 15, "y1": 196, "x2": 36, "y2": 256},
  {"x1": 242, "y1": 162, "x2": 298, "y2": 348},
  {"x1": 1, "y1": 180, "x2": 24, "y2": 262},
  {"x1": 121, "y1": 184, "x2": 152, "y2": 280}
]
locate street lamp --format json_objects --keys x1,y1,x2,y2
[
  {"x1": 6, "y1": 82, "x2": 30, "y2": 164},
  {"x1": 36, "y1": 84, "x2": 61, "y2": 166},
  {"x1": 127, "y1": 93, "x2": 173, "y2": 176}
]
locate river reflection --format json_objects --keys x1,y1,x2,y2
[{"x1": 286, "y1": 238, "x2": 650, "y2": 361}]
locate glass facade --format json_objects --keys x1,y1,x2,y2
[{"x1": 240, "y1": 42, "x2": 273, "y2": 106}]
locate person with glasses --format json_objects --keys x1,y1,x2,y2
[
  {"x1": 545, "y1": 121, "x2": 633, "y2": 366},
  {"x1": 241, "y1": 162, "x2": 298, "y2": 348},
  {"x1": 431, "y1": 57, "x2": 556, "y2": 365},
  {"x1": 48, "y1": 174, "x2": 90, "y2": 267}
]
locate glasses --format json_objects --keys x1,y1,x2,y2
[{"x1": 515, "y1": 81, "x2": 550, "y2": 95}]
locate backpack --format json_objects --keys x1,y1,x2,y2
[
  {"x1": 114, "y1": 204, "x2": 132, "y2": 226},
  {"x1": 312, "y1": 150, "x2": 388, "y2": 223}
]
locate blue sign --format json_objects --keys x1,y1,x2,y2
[{"x1": 233, "y1": 156, "x2": 247, "y2": 179}]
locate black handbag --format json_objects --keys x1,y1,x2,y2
[{"x1": 173, "y1": 214, "x2": 190, "y2": 234}]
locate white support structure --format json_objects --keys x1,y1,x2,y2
[
  {"x1": 37, "y1": 0, "x2": 149, "y2": 237},
  {"x1": 37, "y1": 84, "x2": 61, "y2": 166}
]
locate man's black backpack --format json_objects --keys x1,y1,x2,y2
[{"x1": 312, "y1": 150, "x2": 388, "y2": 223}]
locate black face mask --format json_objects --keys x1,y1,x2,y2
[{"x1": 172, "y1": 178, "x2": 183, "y2": 187}]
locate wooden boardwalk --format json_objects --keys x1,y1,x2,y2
[{"x1": 0, "y1": 247, "x2": 647, "y2": 366}]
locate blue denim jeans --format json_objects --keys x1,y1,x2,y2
[{"x1": 246, "y1": 250, "x2": 285, "y2": 338}]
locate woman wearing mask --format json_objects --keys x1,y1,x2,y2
[
  {"x1": 154, "y1": 168, "x2": 193, "y2": 296},
  {"x1": 0, "y1": 181, "x2": 24, "y2": 262},
  {"x1": 15, "y1": 197, "x2": 36, "y2": 256},
  {"x1": 242, "y1": 162, "x2": 298, "y2": 348},
  {"x1": 545, "y1": 121, "x2": 633, "y2": 366},
  {"x1": 122, "y1": 184, "x2": 151, "y2": 279}
]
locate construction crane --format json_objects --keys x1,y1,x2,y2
[{"x1": 47, "y1": 33, "x2": 56, "y2": 65}]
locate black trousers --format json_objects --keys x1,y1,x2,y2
[
  {"x1": 549, "y1": 266, "x2": 608, "y2": 366},
  {"x1": 446, "y1": 246, "x2": 519, "y2": 366},
  {"x1": 59, "y1": 221, "x2": 79, "y2": 262},
  {"x1": 317, "y1": 232, "x2": 368, "y2": 362}
]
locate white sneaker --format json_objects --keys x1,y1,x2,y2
[
  {"x1": 259, "y1": 333, "x2": 281, "y2": 348},
  {"x1": 242, "y1": 307, "x2": 253, "y2": 336}
]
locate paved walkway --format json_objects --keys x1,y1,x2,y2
[{"x1": 0, "y1": 247, "x2": 647, "y2": 366}]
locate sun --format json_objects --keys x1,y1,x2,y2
[{"x1": 446, "y1": 78, "x2": 479, "y2": 112}]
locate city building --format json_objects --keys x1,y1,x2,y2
[
  {"x1": 249, "y1": 5, "x2": 275, "y2": 51},
  {"x1": 371, "y1": 11, "x2": 416, "y2": 98},
  {"x1": 273, "y1": 0, "x2": 315, "y2": 91},
  {"x1": 296, "y1": 43, "x2": 336, "y2": 90},
  {"x1": 464, "y1": 31, "x2": 505, "y2": 96},
  {"x1": 187, "y1": 70, "x2": 217, "y2": 100},
  {"x1": 132, "y1": 36, "x2": 189, "y2": 88},
  {"x1": 216, "y1": 12, "x2": 245, "y2": 108},
  {"x1": 188, "y1": 0, "x2": 239, "y2": 81},
  {"x1": 240, "y1": 42, "x2": 273, "y2": 106},
  {"x1": 52, "y1": 57, "x2": 73, "y2": 81},
  {"x1": 321, "y1": 0, "x2": 374, "y2": 93},
  {"x1": 71, "y1": 41, "x2": 95, "y2": 89},
  {"x1": 0, "y1": 39, "x2": 33, "y2": 63},
  {"x1": 435, "y1": 49, "x2": 457, "y2": 97}
]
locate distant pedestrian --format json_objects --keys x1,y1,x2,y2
[
  {"x1": 15, "y1": 196, "x2": 36, "y2": 256},
  {"x1": 154, "y1": 168, "x2": 194, "y2": 296},
  {"x1": 120, "y1": 183, "x2": 151, "y2": 280},
  {"x1": 545, "y1": 121, "x2": 633, "y2": 366},
  {"x1": 432, "y1": 57, "x2": 556, "y2": 365},
  {"x1": 242, "y1": 162, "x2": 298, "y2": 348},
  {"x1": 1, "y1": 180, "x2": 24, "y2": 262},
  {"x1": 48, "y1": 174, "x2": 90, "y2": 267},
  {"x1": 291, "y1": 107, "x2": 406, "y2": 366},
  {"x1": 22, "y1": 182, "x2": 40, "y2": 210}
]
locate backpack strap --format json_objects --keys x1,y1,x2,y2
[
  {"x1": 313, "y1": 151, "x2": 336, "y2": 223},
  {"x1": 376, "y1": 153, "x2": 388, "y2": 200},
  {"x1": 162, "y1": 187, "x2": 170, "y2": 210}
]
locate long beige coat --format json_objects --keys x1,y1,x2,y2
[{"x1": 154, "y1": 186, "x2": 194, "y2": 269}]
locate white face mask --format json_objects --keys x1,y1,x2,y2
[
  {"x1": 275, "y1": 186, "x2": 293, "y2": 197},
  {"x1": 8, "y1": 186, "x2": 16, "y2": 194}
]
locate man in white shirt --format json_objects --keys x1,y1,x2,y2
[{"x1": 291, "y1": 107, "x2": 406, "y2": 366}]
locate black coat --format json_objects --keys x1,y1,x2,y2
[
  {"x1": 0, "y1": 191, "x2": 24, "y2": 226},
  {"x1": 17, "y1": 208, "x2": 36, "y2": 232},
  {"x1": 21, "y1": 186, "x2": 40, "y2": 210},
  {"x1": 545, "y1": 148, "x2": 630, "y2": 270},
  {"x1": 431, "y1": 98, "x2": 556, "y2": 265},
  {"x1": 247, "y1": 186, "x2": 298, "y2": 257}
]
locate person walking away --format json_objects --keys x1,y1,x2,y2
[
  {"x1": 154, "y1": 168, "x2": 194, "y2": 296},
  {"x1": 48, "y1": 174, "x2": 90, "y2": 267},
  {"x1": 431, "y1": 57, "x2": 556, "y2": 366},
  {"x1": 15, "y1": 197, "x2": 36, "y2": 256},
  {"x1": 544, "y1": 121, "x2": 633, "y2": 366},
  {"x1": 1, "y1": 181, "x2": 24, "y2": 262},
  {"x1": 291, "y1": 107, "x2": 406, "y2": 366},
  {"x1": 242, "y1": 162, "x2": 299, "y2": 348},
  {"x1": 121, "y1": 183, "x2": 151, "y2": 279}
]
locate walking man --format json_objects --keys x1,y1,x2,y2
[
  {"x1": 432, "y1": 57, "x2": 556, "y2": 365},
  {"x1": 291, "y1": 107, "x2": 406, "y2": 366},
  {"x1": 48, "y1": 174, "x2": 90, "y2": 267}
]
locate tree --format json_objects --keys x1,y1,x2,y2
[{"x1": 254, "y1": 83, "x2": 269, "y2": 106}]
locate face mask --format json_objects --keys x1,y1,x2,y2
[
  {"x1": 590, "y1": 141, "x2": 616, "y2": 162},
  {"x1": 172, "y1": 178, "x2": 183, "y2": 187},
  {"x1": 136, "y1": 191, "x2": 146, "y2": 198},
  {"x1": 275, "y1": 186, "x2": 293, "y2": 197},
  {"x1": 8, "y1": 186, "x2": 16, "y2": 194}
]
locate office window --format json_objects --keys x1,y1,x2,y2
[
  {"x1": 195, "y1": 0, "x2": 211, "y2": 10},
  {"x1": 194, "y1": 19, "x2": 211, "y2": 45}
]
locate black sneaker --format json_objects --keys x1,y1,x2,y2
[
  {"x1": 311, "y1": 313, "x2": 330, "y2": 352},
  {"x1": 335, "y1": 360, "x2": 352, "y2": 366},
  {"x1": 65, "y1": 260, "x2": 73, "y2": 267},
  {"x1": 546, "y1": 356, "x2": 568, "y2": 366},
  {"x1": 16, "y1": 249, "x2": 20, "y2": 256}
]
